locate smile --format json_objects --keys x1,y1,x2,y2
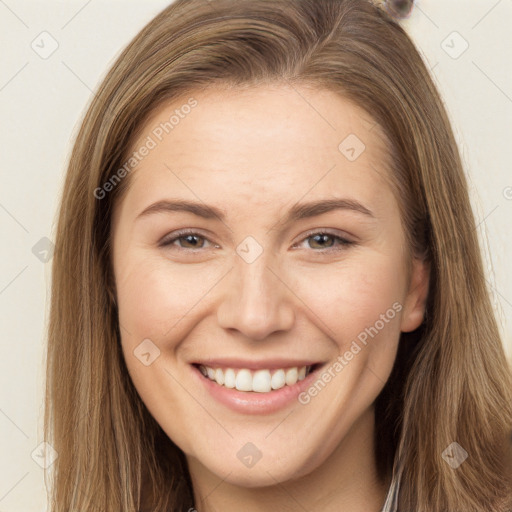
[{"x1": 197, "y1": 364, "x2": 315, "y2": 393}]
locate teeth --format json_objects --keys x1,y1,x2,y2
[
  {"x1": 271, "y1": 369, "x2": 285, "y2": 390},
  {"x1": 252, "y1": 369, "x2": 272, "y2": 393},
  {"x1": 235, "y1": 369, "x2": 253, "y2": 392},
  {"x1": 198, "y1": 364, "x2": 313, "y2": 392},
  {"x1": 285, "y1": 367, "x2": 298, "y2": 386},
  {"x1": 224, "y1": 368, "x2": 236, "y2": 388},
  {"x1": 214, "y1": 368, "x2": 224, "y2": 386}
]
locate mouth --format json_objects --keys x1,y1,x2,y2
[
  {"x1": 190, "y1": 360, "x2": 327, "y2": 414},
  {"x1": 192, "y1": 362, "x2": 323, "y2": 393}
]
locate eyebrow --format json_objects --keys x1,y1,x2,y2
[{"x1": 136, "y1": 198, "x2": 374, "y2": 224}]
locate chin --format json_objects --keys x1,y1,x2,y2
[{"x1": 189, "y1": 445, "x2": 320, "y2": 489}]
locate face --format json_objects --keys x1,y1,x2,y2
[{"x1": 111, "y1": 85, "x2": 429, "y2": 489}]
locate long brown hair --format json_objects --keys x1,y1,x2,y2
[{"x1": 45, "y1": 0, "x2": 512, "y2": 510}]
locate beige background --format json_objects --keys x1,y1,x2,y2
[{"x1": 0, "y1": 1, "x2": 511, "y2": 509}]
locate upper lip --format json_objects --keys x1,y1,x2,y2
[{"x1": 191, "y1": 358, "x2": 322, "y2": 370}]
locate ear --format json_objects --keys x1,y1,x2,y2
[{"x1": 400, "y1": 257, "x2": 430, "y2": 333}]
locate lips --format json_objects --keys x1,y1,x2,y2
[
  {"x1": 191, "y1": 360, "x2": 325, "y2": 414},
  {"x1": 192, "y1": 358, "x2": 320, "y2": 371}
]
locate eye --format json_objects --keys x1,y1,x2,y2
[
  {"x1": 159, "y1": 229, "x2": 217, "y2": 251},
  {"x1": 159, "y1": 229, "x2": 354, "y2": 253},
  {"x1": 294, "y1": 230, "x2": 354, "y2": 252}
]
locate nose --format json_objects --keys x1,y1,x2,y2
[{"x1": 216, "y1": 249, "x2": 295, "y2": 341}]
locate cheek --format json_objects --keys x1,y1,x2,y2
[
  {"x1": 114, "y1": 256, "x2": 220, "y2": 451},
  {"x1": 115, "y1": 254, "x2": 225, "y2": 346},
  {"x1": 117, "y1": 248, "x2": 407, "y2": 352},
  {"x1": 290, "y1": 254, "x2": 406, "y2": 347}
]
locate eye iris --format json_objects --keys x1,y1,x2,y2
[
  {"x1": 181, "y1": 234, "x2": 203, "y2": 248},
  {"x1": 310, "y1": 234, "x2": 334, "y2": 249},
  {"x1": 171, "y1": 233, "x2": 343, "y2": 250}
]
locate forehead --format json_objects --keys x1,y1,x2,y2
[{"x1": 116, "y1": 85, "x2": 395, "y2": 222}]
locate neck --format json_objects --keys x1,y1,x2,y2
[{"x1": 188, "y1": 406, "x2": 391, "y2": 512}]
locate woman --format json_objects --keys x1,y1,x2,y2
[{"x1": 45, "y1": 0, "x2": 512, "y2": 510}]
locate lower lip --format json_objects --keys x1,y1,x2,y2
[{"x1": 190, "y1": 364, "x2": 323, "y2": 415}]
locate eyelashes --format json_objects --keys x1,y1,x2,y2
[
  {"x1": 293, "y1": 231, "x2": 354, "y2": 252},
  {"x1": 160, "y1": 230, "x2": 216, "y2": 251},
  {"x1": 159, "y1": 229, "x2": 355, "y2": 254}
]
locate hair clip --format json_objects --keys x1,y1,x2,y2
[{"x1": 384, "y1": 0, "x2": 415, "y2": 19}]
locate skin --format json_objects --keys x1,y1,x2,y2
[{"x1": 111, "y1": 85, "x2": 430, "y2": 512}]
